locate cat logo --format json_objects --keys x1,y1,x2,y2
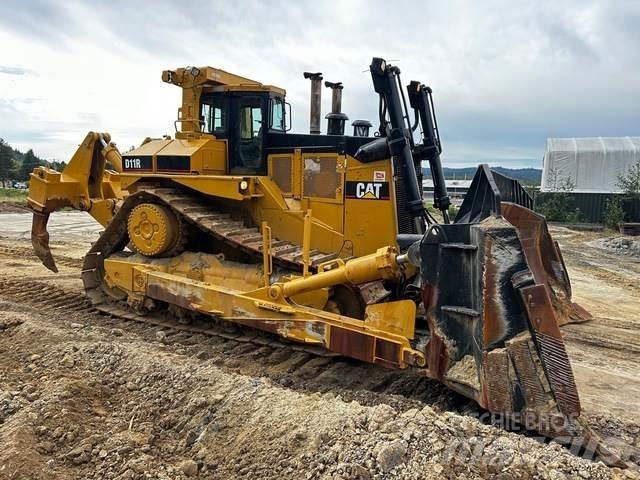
[{"x1": 345, "y1": 181, "x2": 390, "y2": 200}]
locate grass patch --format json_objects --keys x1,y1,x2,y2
[
  {"x1": 426, "y1": 203, "x2": 459, "y2": 223},
  {"x1": 0, "y1": 188, "x2": 27, "y2": 203}
]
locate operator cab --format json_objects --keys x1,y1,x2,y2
[
  {"x1": 162, "y1": 66, "x2": 289, "y2": 176},
  {"x1": 163, "y1": 66, "x2": 373, "y2": 178},
  {"x1": 199, "y1": 92, "x2": 287, "y2": 176}
]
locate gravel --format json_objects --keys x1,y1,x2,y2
[
  {"x1": 0, "y1": 298, "x2": 634, "y2": 480},
  {"x1": 591, "y1": 236, "x2": 640, "y2": 257}
]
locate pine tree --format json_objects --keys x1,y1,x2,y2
[
  {"x1": 19, "y1": 148, "x2": 42, "y2": 181},
  {"x1": 617, "y1": 159, "x2": 640, "y2": 199},
  {"x1": 0, "y1": 139, "x2": 15, "y2": 188}
]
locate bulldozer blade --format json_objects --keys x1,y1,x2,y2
[
  {"x1": 501, "y1": 202, "x2": 591, "y2": 326},
  {"x1": 419, "y1": 216, "x2": 582, "y2": 420},
  {"x1": 31, "y1": 210, "x2": 58, "y2": 273},
  {"x1": 414, "y1": 165, "x2": 628, "y2": 464},
  {"x1": 415, "y1": 214, "x2": 627, "y2": 461}
]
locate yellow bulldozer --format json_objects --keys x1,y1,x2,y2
[{"x1": 26, "y1": 57, "x2": 621, "y2": 464}]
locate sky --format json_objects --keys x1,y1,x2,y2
[{"x1": 0, "y1": 0, "x2": 639, "y2": 168}]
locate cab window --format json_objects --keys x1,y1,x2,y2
[
  {"x1": 270, "y1": 97, "x2": 285, "y2": 131},
  {"x1": 238, "y1": 97, "x2": 264, "y2": 170},
  {"x1": 200, "y1": 98, "x2": 226, "y2": 134},
  {"x1": 240, "y1": 99, "x2": 262, "y2": 139}
]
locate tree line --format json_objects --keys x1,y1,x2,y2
[
  {"x1": 535, "y1": 160, "x2": 640, "y2": 226},
  {"x1": 0, "y1": 138, "x2": 67, "y2": 188}
]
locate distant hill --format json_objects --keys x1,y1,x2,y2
[{"x1": 422, "y1": 167, "x2": 542, "y2": 186}]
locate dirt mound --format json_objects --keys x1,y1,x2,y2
[
  {"x1": 0, "y1": 292, "x2": 633, "y2": 480},
  {"x1": 591, "y1": 236, "x2": 640, "y2": 258},
  {"x1": 0, "y1": 201, "x2": 29, "y2": 213},
  {"x1": 0, "y1": 223, "x2": 639, "y2": 479}
]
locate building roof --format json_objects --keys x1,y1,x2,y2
[
  {"x1": 541, "y1": 136, "x2": 640, "y2": 193},
  {"x1": 423, "y1": 179, "x2": 473, "y2": 189}
]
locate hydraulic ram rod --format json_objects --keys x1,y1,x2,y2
[
  {"x1": 275, "y1": 246, "x2": 404, "y2": 299},
  {"x1": 407, "y1": 81, "x2": 451, "y2": 223},
  {"x1": 369, "y1": 58, "x2": 425, "y2": 233}
]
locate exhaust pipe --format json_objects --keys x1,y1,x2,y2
[
  {"x1": 303, "y1": 72, "x2": 323, "y2": 134},
  {"x1": 326, "y1": 81, "x2": 343, "y2": 114},
  {"x1": 325, "y1": 81, "x2": 348, "y2": 135}
]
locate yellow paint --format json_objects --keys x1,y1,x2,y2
[
  {"x1": 25, "y1": 66, "x2": 422, "y2": 369},
  {"x1": 161, "y1": 66, "x2": 285, "y2": 132},
  {"x1": 28, "y1": 131, "x2": 405, "y2": 283},
  {"x1": 127, "y1": 203, "x2": 180, "y2": 256},
  {"x1": 302, "y1": 209, "x2": 312, "y2": 277},
  {"x1": 261, "y1": 221, "x2": 272, "y2": 287},
  {"x1": 101, "y1": 251, "x2": 424, "y2": 368},
  {"x1": 27, "y1": 131, "x2": 121, "y2": 227},
  {"x1": 279, "y1": 246, "x2": 403, "y2": 299},
  {"x1": 364, "y1": 301, "x2": 416, "y2": 340}
]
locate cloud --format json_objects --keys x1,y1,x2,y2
[
  {"x1": 0, "y1": 66, "x2": 32, "y2": 76},
  {"x1": 0, "y1": 0, "x2": 638, "y2": 168}
]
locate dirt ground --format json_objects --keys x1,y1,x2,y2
[
  {"x1": 0, "y1": 212, "x2": 638, "y2": 479},
  {"x1": 0, "y1": 202, "x2": 29, "y2": 214}
]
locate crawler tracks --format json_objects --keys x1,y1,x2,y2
[
  {"x1": 122, "y1": 187, "x2": 339, "y2": 270},
  {"x1": 0, "y1": 276, "x2": 461, "y2": 412},
  {"x1": 78, "y1": 185, "x2": 388, "y2": 361},
  {"x1": 1, "y1": 248, "x2": 636, "y2": 468}
]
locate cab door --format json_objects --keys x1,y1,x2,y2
[{"x1": 228, "y1": 95, "x2": 268, "y2": 175}]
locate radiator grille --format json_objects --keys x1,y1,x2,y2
[
  {"x1": 271, "y1": 155, "x2": 293, "y2": 194},
  {"x1": 303, "y1": 156, "x2": 340, "y2": 199}
]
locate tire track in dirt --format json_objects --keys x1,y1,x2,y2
[
  {"x1": 3, "y1": 275, "x2": 637, "y2": 469},
  {"x1": 1, "y1": 233, "x2": 638, "y2": 469},
  {"x1": 0, "y1": 244, "x2": 83, "y2": 269},
  {"x1": 0, "y1": 276, "x2": 470, "y2": 416}
]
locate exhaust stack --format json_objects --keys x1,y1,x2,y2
[
  {"x1": 325, "y1": 81, "x2": 348, "y2": 135},
  {"x1": 303, "y1": 72, "x2": 323, "y2": 134}
]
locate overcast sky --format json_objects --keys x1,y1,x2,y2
[{"x1": 1, "y1": 0, "x2": 638, "y2": 168}]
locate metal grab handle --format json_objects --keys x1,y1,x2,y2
[
  {"x1": 261, "y1": 221, "x2": 272, "y2": 286},
  {"x1": 173, "y1": 118, "x2": 205, "y2": 133}
]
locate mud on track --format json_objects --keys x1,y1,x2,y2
[{"x1": 0, "y1": 213, "x2": 638, "y2": 479}]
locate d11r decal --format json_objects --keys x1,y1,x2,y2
[
  {"x1": 345, "y1": 181, "x2": 390, "y2": 200},
  {"x1": 122, "y1": 155, "x2": 153, "y2": 171}
]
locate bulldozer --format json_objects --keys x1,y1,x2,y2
[{"x1": 26, "y1": 57, "x2": 621, "y2": 464}]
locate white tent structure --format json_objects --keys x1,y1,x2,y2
[{"x1": 541, "y1": 137, "x2": 640, "y2": 193}]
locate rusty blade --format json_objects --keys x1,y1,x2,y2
[
  {"x1": 31, "y1": 210, "x2": 58, "y2": 273},
  {"x1": 501, "y1": 202, "x2": 591, "y2": 326},
  {"x1": 517, "y1": 280, "x2": 581, "y2": 418}
]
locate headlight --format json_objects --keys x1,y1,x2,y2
[{"x1": 239, "y1": 180, "x2": 249, "y2": 191}]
